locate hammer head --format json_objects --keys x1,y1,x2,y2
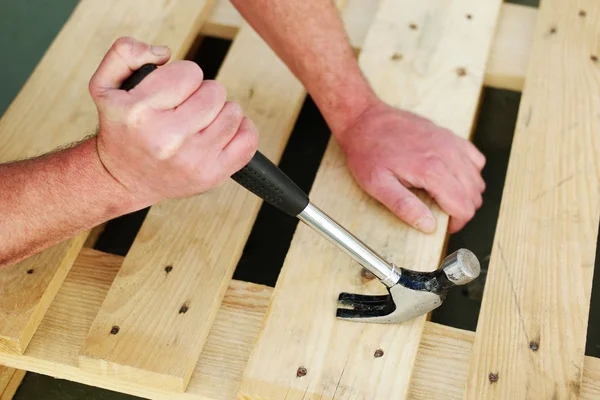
[{"x1": 336, "y1": 249, "x2": 480, "y2": 323}]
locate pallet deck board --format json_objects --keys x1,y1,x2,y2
[
  {"x1": 0, "y1": 369, "x2": 25, "y2": 400},
  {"x1": 0, "y1": 0, "x2": 214, "y2": 355},
  {"x1": 466, "y1": 0, "x2": 600, "y2": 398},
  {"x1": 78, "y1": 21, "x2": 306, "y2": 392},
  {"x1": 2, "y1": 250, "x2": 599, "y2": 400},
  {"x1": 203, "y1": 0, "x2": 535, "y2": 93},
  {"x1": 238, "y1": 0, "x2": 501, "y2": 398}
]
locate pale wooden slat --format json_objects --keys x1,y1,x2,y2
[
  {"x1": 0, "y1": 249, "x2": 272, "y2": 400},
  {"x1": 484, "y1": 3, "x2": 537, "y2": 91},
  {"x1": 0, "y1": 0, "x2": 213, "y2": 355},
  {"x1": 203, "y1": 1, "x2": 535, "y2": 92},
  {"x1": 408, "y1": 323, "x2": 600, "y2": 400},
  {"x1": 466, "y1": 1, "x2": 600, "y2": 398},
  {"x1": 0, "y1": 369, "x2": 25, "y2": 400},
  {"x1": 238, "y1": 0, "x2": 502, "y2": 398},
  {"x1": 83, "y1": 223, "x2": 107, "y2": 248},
  {"x1": 1, "y1": 251, "x2": 599, "y2": 399},
  {"x1": 78, "y1": 22, "x2": 305, "y2": 392}
]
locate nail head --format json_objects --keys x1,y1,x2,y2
[
  {"x1": 529, "y1": 341, "x2": 539, "y2": 351},
  {"x1": 26, "y1": 269, "x2": 34, "y2": 274},
  {"x1": 296, "y1": 367, "x2": 307, "y2": 377},
  {"x1": 489, "y1": 372, "x2": 498, "y2": 383},
  {"x1": 374, "y1": 349, "x2": 384, "y2": 358},
  {"x1": 110, "y1": 326, "x2": 120, "y2": 335},
  {"x1": 165, "y1": 265, "x2": 173, "y2": 273}
]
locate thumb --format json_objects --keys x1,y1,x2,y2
[
  {"x1": 89, "y1": 36, "x2": 171, "y2": 99},
  {"x1": 370, "y1": 171, "x2": 437, "y2": 233}
]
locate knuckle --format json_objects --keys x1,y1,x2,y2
[
  {"x1": 175, "y1": 60, "x2": 204, "y2": 83},
  {"x1": 113, "y1": 36, "x2": 139, "y2": 58},
  {"x1": 423, "y1": 156, "x2": 445, "y2": 179},
  {"x1": 124, "y1": 102, "x2": 149, "y2": 128}
]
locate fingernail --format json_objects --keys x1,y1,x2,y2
[
  {"x1": 151, "y1": 45, "x2": 169, "y2": 56},
  {"x1": 415, "y1": 216, "x2": 436, "y2": 233}
]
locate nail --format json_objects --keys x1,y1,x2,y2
[
  {"x1": 151, "y1": 45, "x2": 170, "y2": 56},
  {"x1": 415, "y1": 216, "x2": 436, "y2": 233}
]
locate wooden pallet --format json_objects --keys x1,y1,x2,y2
[{"x1": 1, "y1": 0, "x2": 599, "y2": 398}]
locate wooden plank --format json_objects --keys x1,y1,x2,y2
[
  {"x1": 465, "y1": 1, "x2": 600, "y2": 398},
  {"x1": 0, "y1": 0, "x2": 214, "y2": 355},
  {"x1": 238, "y1": 0, "x2": 502, "y2": 398},
  {"x1": 78, "y1": 23, "x2": 305, "y2": 392},
  {"x1": 0, "y1": 369, "x2": 25, "y2": 400},
  {"x1": 203, "y1": 1, "x2": 535, "y2": 92},
  {"x1": 83, "y1": 223, "x2": 107, "y2": 248},
  {"x1": 0, "y1": 249, "x2": 272, "y2": 400},
  {"x1": 1, "y1": 251, "x2": 599, "y2": 399},
  {"x1": 408, "y1": 323, "x2": 600, "y2": 400},
  {"x1": 484, "y1": 3, "x2": 537, "y2": 91}
]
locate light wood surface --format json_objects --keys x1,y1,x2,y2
[
  {"x1": 0, "y1": 368, "x2": 25, "y2": 400},
  {"x1": 238, "y1": 0, "x2": 502, "y2": 398},
  {"x1": 466, "y1": 0, "x2": 600, "y2": 398},
  {"x1": 0, "y1": 0, "x2": 213, "y2": 355},
  {"x1": 2, "y1": 250, "x2": 598, "y2": 399},
  {"x1": 0, "y1": 249, "x2": 273, "y2": 400},
  {"x1": 78, "y1": 22, "x2": 305, "y2": 392},
  {"x1": 484, "y1": 3, "x2": 537, "y2": 91},
  {"x1": 409, "y1": 323, "x2": 600, "y2": 400},
  {"x1": 203, "y1": 0, "x2": 535, "y2": 92}
]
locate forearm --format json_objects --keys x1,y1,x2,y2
[
  {"x1": 232, "y1": 0, "x2": 378, "y2": 135},
  {"x1": 0, "y1": 137, "x2": 140, "y2": 267}
]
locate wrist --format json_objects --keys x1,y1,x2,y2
[
  {"x1": 316, "y1": 74, "x2": 380, "y2": 141},
  {"x1": 75, "y1": 136, "x2": 148, "y2": 216}
]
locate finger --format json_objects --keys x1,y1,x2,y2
[
  {"x1": 421, "y1": 158, "x2": 475, "y2": 229},
  {"x1": 196, "y1": 101, "x2": 244, "y2": 148},
  {"x1": 449, "y1": 216, "x2": 470, "y2": 233},
  {"x1": 129, "y1": 60, "x2": 204, "y2": 110},
  {"x1": 371, "y1": 171, "x2": 437, "y2": 233},
  {"x1": 164, "y1": 81, "x2": 227, "y2": 142},
  {"x1": 89, "y1": 37, "x2": 171, "y2": 98},
  {"x1": 451, "y1": 154, "x2": 484, "y2": 209},
  {"x1": 462, "y1": 139, "x2": 486, "y2": 170},
  {"x1": 218, "y1": 118, "x2": 259, "y2": 173}
]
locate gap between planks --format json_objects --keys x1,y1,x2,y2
[
  {"x1": 0, "y1": 249, "x2": 599, "y2": 400},
  {"x1": 203, "y1": 0, "x2": 537, "y2": 92}
]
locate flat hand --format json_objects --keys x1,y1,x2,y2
[{"x1": 336, "y1": 101, "x2": 486, "y2": 234}]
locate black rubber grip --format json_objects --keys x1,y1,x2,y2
[
  {"x1": 232, "y1": 152, "x2": 309, "y2": 216},
  {"x1": 121, "y1": 64, "x2": 310, "y2": 216},
  {"x1": 120, "y1": 63, "x2": 157, "y2": 90}
]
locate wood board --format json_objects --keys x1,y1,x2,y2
[
  {"x1": 0, "y1": 0, "x2": 214, "y2": 355},
  {"x1": 2, "y1": 250, "x2": 600, "y2": 400},
  {"x1": 202, "y1": 0, "x2": 535, "y2": 93},
  {"x1": 465, "y1": 0, "x2": 600, "y2": 398},
  {"x1": 78, "y1": 22, "x2": 306, "y2": 392},
  {"x1": 238, "y1": 0, "x2": 502, "y2": 398}
]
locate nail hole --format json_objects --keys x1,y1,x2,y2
[
  {"x1": 409, "y1": 23, "x2": 418, "y2": 30},
  {"x1": 296, "y1": 367, "x2": 307, "y2": 377},
  {"x1": 110, "y1": 326, "x2": 120, "y2": 335},
  {"x1": 179, "y1": 304, "x2": 189, "y2": 314},
  {"x1": 26, "y1": 269, "x2": 34, "y2": 274},
  {"x1": 360, "y1": 268, "x2": 376, "y2": 281},
  {"x1": 529, "y1": 341, "x2": 539, "y2": 351},
  {"x1": 489, "y1": 372, "x2": 499, "y2": 383},
  {"x1": 165, "y1": 265, "x2": 173, "y2": 273},
  {"x1": 466, "y1": 14, "x2": 472, "y2": 20},
  {"x1": 390, "y1": 53, "x2": 403, "y2": 61},
  {"x1": 374, "y1": 349, "x2": 384, "y2": 358},
  {"x1": 591, "y1": 55, "x2": 598, "y2": 62},
  {"x1": 579, "y1": 10, "x2": 586, "y2": 17},
  {"x1": 456, "y1": 67, "x2": 467, "y2": 77},
  {"x1": 549, "y1": 26, "x2": 557, "y2": 34}
]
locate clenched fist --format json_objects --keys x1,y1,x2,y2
[
  {"x1": 336, "y1": 101, "x2": 486, "y2": 234},
  {"x1": 89, "y1": 37, "x2": 258, "y2": 205}
]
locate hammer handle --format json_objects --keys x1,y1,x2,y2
[{"x1": 121, "y1": 64, "x2": 310, "y2": 217}]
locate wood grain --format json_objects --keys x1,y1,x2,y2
[
  {"x1": 408, "y1": 323, "x2": 600, "y2": 400},
  {"x1": 1, "y1": 250, "x2": 599, "y2": 399},
  {"x1": 78, "y1": 23, "x2": 305, "y2": 392},
  {"x1": 0, "y1": 0, "x2": 213, "y2": 355},
  {"x1": 465, "y1": 1, "x2": 600, "y2": 398},
  {"x1": 0, "y1": 368, "x2": 25, "y2": 400},
  {"x1": 0, "y1": 249, "x2": 272, "y2": 400},
  {"x1": 485, "y1": 3, "x2": 537, "y2": 91},
  {"x1": 238, "y1": 0, "x2": 502, "y2": 398},
  {"x1": 203, "y1": 1, "x2": 535, "y2": 92}
]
